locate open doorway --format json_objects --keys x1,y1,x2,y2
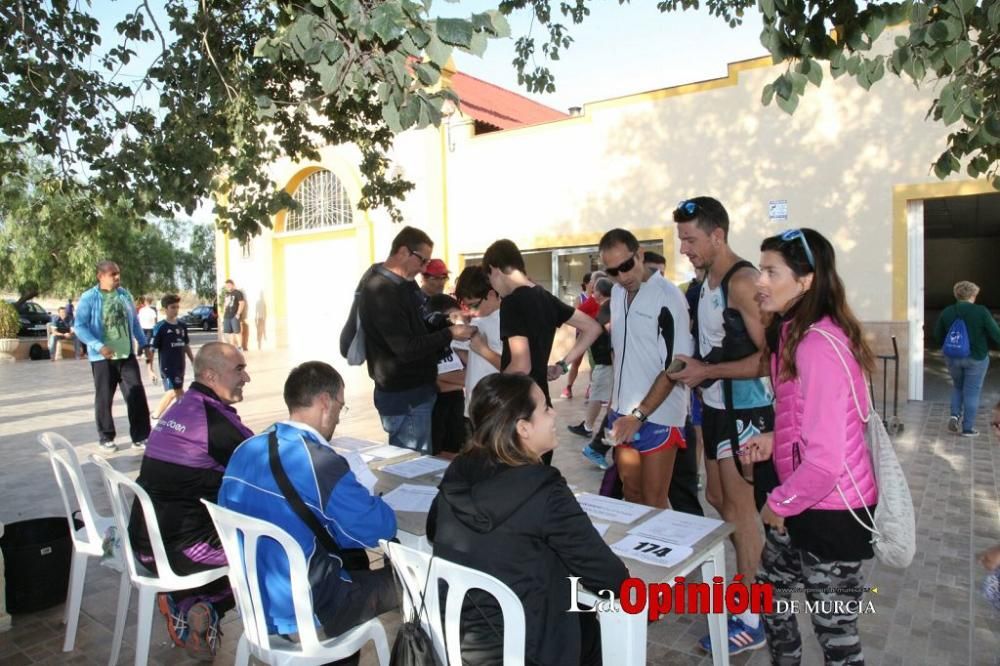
[{"x1": 922, "y1": 192, "x2": 1000, "y2": 405}]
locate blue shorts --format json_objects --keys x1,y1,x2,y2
[
  {"x1": 160, "y1": 369, "x2": 184, "y2": 391},
  {"x1": 690, "y1": 391, "x2": 703, "y2": 427},
  {"x1": 607, "y1": 411, "x2": 686, "y2": 455},
  {"x1": 223, "y1": 317, "x2": 241, "y2": 334}
]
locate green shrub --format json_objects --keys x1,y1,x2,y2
[{"x1": 0, "y1": 301, "x2": 19, "y2": 338}]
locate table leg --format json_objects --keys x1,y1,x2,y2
[
  {"x1": 578, "y1": 587, "x2": 647, "y2": 666},
  {"x1": 700, "y1": 542, "x2": 729, "y2": 666}
]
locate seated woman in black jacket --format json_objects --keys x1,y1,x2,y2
[{"x1": 426, "y1": 373, "x2": 630, "y2": 665}]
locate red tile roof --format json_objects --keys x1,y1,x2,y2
[{"x1": 448, "y1": 72, "x2": 569, "y2": 130}]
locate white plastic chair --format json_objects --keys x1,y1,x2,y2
[
  {"x1": 202, "y1": 500, "x2": 390, "y2": 666},
  {"x1": 38, "y1": 432, "x2": 123, "y2": 652},
  {"x1": 89, "y1": 455, "x2": 229, "y2": 666},
  {"x1": 381, "y1": 539, "x2": 526, "y2": 665}
]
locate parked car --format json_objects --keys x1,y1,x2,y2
[
  {"x1": 5, "y1": 300, "x2": 50, "y2": 337},
  {"x1": 180, "y1": 305, "x2": 218, "y2": 331}
]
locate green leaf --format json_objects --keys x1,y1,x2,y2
[
  {"x1": 408, "y1": 26, "x2": 430, "y2": 49},
  {"x1": 868, "y1": 57, "x2": 885, "y2": 85},
  {"x1": 435, "y1": 18, "x2": 474, "y2": 47},
  {"x1": 425, "y1": 34, "x2": 452, "y2": 67},
  {"x1": 864, "y1": 13, "x2": 887, "y2": 42},
  {"x1": 486, "y1": 10, "x2": 511, "y2": 38},
  {"x1": 383, "y1": 100, "x2": 402, "y2": 133},
  {"x1": 846, "y1": 55, "x2": 861, "y2": 76},
  {"x1": 413, "y1": 62, "x2": 439, "y2": 85},
  {"x1": 774, "y1": 73, "x2": 793, "y2": 100},
  {"x1": 303, "y1": 43, "x2": 323, "y2": 65},
  {"x1": 956, "y1": 0, "x2": 976, "y2": 16},
  {"x1": 761, "y1": 83, "x2": 775, "y2": 105},
  {"x1": 399, "y1": 97, "x2": 419, "y2": 129},
  {"x1": 465, "y1": 31, "x2": 488, "y2": 57},
  {"x1": 323, "y1": 41, "x2": 345, "y2": 64},
  {"x1": 944, "y1": 41, "x2": 974, "y2": 70},
  {"x1": 984, "y1": 116, "x2": 1000, "y2": 141},
  {"x1": 776, "y1": 91, "x2": 799, "y2": 114},
  {"x1": 830, "y1": 51, "x2": 847, "y2": 79},
  {"x1": 933, "y1": 152, "x2": 954, "y2": 179},
  {"x1": 990, "y1": 2, "x2": 1000, "y2": 30},
  {"x1": 370, "y1": 3, "x2": 405, "y2": 43},
  {"x1": 759, "y1": 0, "x2": 776, "y2": 20},
  {"x1": 789, "y1": 71, "x2": 807, "y2": 95},
  {"x1": 799, "y1": 58, "x2": 822, "y2": 86},
  {"x1": 255, "y1": 95, "x2": 272, "y2": 109}
]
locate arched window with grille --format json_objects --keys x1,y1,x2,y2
[{"x1": 284, "y1": 169, "x2": 354, "y2": 232}]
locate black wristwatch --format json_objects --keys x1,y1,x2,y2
[{"x1": 630, "y1": 407, "x2": 647, "y2": 423}]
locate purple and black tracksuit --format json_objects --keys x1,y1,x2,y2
[{"x1": 127, "y1": 382, "x2": 254, "y2": 615}]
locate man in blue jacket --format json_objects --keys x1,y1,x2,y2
[
  {"x1": 219, "y1": 361, "x2": 397, "y2": 659},
  {"x1": 74, "y1": 260, "x2": 153, "y2": 450}
]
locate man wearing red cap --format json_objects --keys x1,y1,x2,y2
[{"x1": 420, "y1": 259, "x2": 450, "y2": 299}]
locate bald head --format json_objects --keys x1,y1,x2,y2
[{"x1": 194, "y1": 342, "x2": 250, "y2": 404}]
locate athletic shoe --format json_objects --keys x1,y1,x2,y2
[
  {"x1": 567, "y1": 422, "x2": 594, "y2": 438},
  {"x1": 581, "y1": 445, "x2": 610, "y2": 471},
  {"x1": 132, "y1": 439, "x2": 146, "y2": 449},
  {"x1": 156, "y1": 593, "x2": 188, "y2": 648},
  {"x1": 561, "y1": 386, "x2": 573, "y2": 399},
  {"x1": 947, "y1": 415, "x2": 960, "y2": 433},
  {"x1": 961, "y1": 429, "x2": 980, "y2": 437},
  {"x1": 99, "y1": 440, "x2": 117, "y2": 451},
  {"x1": 697, "y1": 616, "x2": 766, "y2": 655},
  {"x1": 184, "y1": 602, "x2": 220, "y2": 662}
]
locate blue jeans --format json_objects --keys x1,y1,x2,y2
[
  {"x1": 945, "y1": 356, "x2": 990, "y2": 432},
  {"x1": 376, "y1": 390, "x2": 436, "y2": 454}
]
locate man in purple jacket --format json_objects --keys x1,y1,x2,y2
[{"x1": 127, "y1": 342, "x2": 253, "y2": 661}]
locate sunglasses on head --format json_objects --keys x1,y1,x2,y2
[
  {"x1": 780, "y1": 229, "x2": 815, "y2": 269},
  {"x1": 605, "y1": 253, "x2": 637, "y2": 277},
  {"x1": 673, "y1": 199, "x2": 699, "y2": 221}
]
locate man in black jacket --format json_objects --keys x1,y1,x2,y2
[{"x1": 357, "y1": 226, "x2": 476, "y2": 453}]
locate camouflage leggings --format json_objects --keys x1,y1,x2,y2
[{"x1": 756, "y1": 528, "x2": 866, "y2": 666}]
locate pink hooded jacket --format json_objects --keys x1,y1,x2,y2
[{"x1": 767, "y1": 316, "x2": 878, "y2": 517}]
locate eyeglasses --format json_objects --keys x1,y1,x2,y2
[
  {"x1": 673, "y1": 200, "x2": 699, "y2": 221},
  {"x1": 780, "y1": 229, "x2": 815, "y2": 269},
  {"x1": 422, "y1": 273, "x2": 446, "y2": 281},
  {"x1": 333, "y1": 395, "x2": 349, "y2": 413},
  {"x1": 605, "y1": 253, "x2": 637, "y2": 277},
  {"x1": 408, "y1": 248, "x2": 430, "y2": 266}
]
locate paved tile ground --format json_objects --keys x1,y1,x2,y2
[{"x1": 0, "y1": 335, "x2": 997, "y2": 665}]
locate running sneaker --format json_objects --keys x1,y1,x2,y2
[
  {"x1": 99, "y1": 439, "x2": 117, "y2": 451},
  {"x1": 567, "y1": 422, "x2": 594, "y2": 438},
  {"x1": 581, "y1": 444, "x2": 610, "y2": 471},
  {"x1": 961, "y1": 429, "x2": 980, "y2": 438},
  {"x1": 947, "y1": 415, "x2": 960, "y2": 433},
  {"x1": 561, "y1": 386, "x2": 573, "y2": 399},
  {"x1": 156, "y1": 593, "x2": 188, "y2": 648},
  {"x1": 697, "y1": 616, "x2": 766, "y2": 655},
  {"x1": 132, "y1": 439, "x2": 147, "y2": 449},
  {"x1": 184, "y1": 602, "x2": 220, "y2": 662}
]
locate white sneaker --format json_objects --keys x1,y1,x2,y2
[
  {"x1": 133, "y1": 439, "x2": 147, "y2": 449},
  {"x1": 99, "y1": 440, "x2": 118, "y2": 451}
]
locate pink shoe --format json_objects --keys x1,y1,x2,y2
[{"x1": 561, "y1": 387, "x2": 573, "y2": 399}]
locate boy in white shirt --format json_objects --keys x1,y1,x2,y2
[{"x1": 453, "y1": 266, "x2": 502, "y2": 419}]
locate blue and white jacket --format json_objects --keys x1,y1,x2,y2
[
  {"x1": 219, "y1": 421, "x2": 397, "y2": 635},
  {"x1": 74, "y1": 285, "x2": 147, "y2": 362}
]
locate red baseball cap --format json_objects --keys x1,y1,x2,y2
[{"x1": 422, "y1": 259, "x2": 450, "y2": 277}]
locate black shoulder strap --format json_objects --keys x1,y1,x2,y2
[
  {"x1": 268, "y1": 430, "x2": 343, "y2": 557},
  {"x1": 721, "y1": 260, "x2": 754, "y2": 308}
]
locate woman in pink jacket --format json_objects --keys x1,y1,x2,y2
[{"x1": 744, "y1": 228, "x2": 878, "y2": 665}]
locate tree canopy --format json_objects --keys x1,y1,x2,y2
[
  {"x1": 0, "y1": 158, "x2": 214, "y2": 300},
  {"x1": 1, "y1": 0, "x2": 996, "y2": 249}
]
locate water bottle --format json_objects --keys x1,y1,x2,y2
[{"x1": 603, "y1": 428, "x2": 641, "y2": 448}]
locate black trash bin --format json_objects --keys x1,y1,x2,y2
[{"x1": 1, "y1": 517, "x2": 78, "y2": 614}]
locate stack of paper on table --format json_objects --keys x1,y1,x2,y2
[
  {"x1": 362, "y1": 445, "x2": 415, "y2": 461},
  {"x1": 331, "y1": 436, "x2": 382, "y2": 453},
  {"x1": 381, "y1": 456, "x2": 451, "y2": 479},
  {"x1": 609, "y1": 511, "x2": 723, "y2": 568},
  {"x1": 575, "y1": 493, "x2": 655, "y2": 525},
  {"x1": 381, "y1": 484, "x2": 439, "y2": 513}
]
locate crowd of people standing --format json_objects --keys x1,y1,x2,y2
[{"x1": 65, "y1": 193, "x2": 999, "y2": 665}]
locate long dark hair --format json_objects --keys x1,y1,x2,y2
[
  {"x1": 466, "y1": 373, "x2": 541, "y2": 465},
  {"x1": 761, "y1": 228, "x2": 874, "y2": 380}
]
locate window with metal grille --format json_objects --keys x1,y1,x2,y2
[{"x1": 284, "y1": 170, "x2": 353, "y2": 232}]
